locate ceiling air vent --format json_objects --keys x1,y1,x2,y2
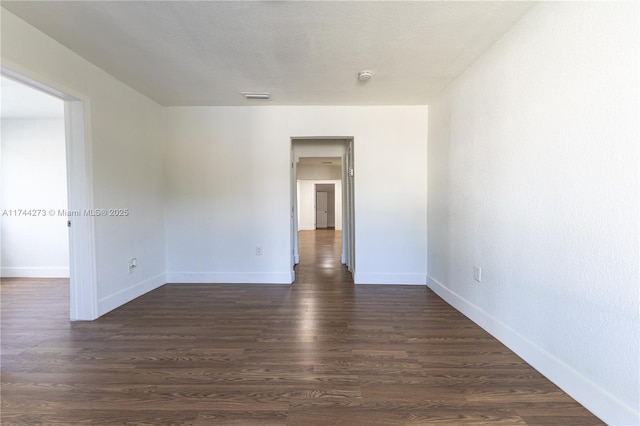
[{"x1": 241, "y1": 92, "x2": 270, "y2": 100}]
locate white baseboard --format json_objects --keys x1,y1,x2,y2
[
  {"x1": 97, "y1": 273, "x2": 166, "y2": 317},
  {"x1": 354, "y1": 273, "x2": 426, "y2": 285},
  {"x1": 1, "y1": 266, "x2": 70, "y2": 278},
  {"x1": 426, "y1": 276, "x2": 638, "y2": 426},
  {"x1": 166, "y1": 272, "x2": 293, "y2": 284}
]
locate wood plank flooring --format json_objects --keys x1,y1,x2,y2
[{"x1": 1, "y1": 230, "x2": 602, "y2": 424}]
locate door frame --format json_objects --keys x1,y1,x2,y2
[
  {"x1": 1, "y1": 66, "x2": 98, "y2": 320},
  {"x1": 290, "y1": 137, "x2": 355, "y2": 278},
  {"x1": 343, "y1": 139, "x2": 355, "y2": 273}
]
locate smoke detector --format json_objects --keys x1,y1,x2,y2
[{"x1": 358, "y1": 70, "x2": 373, "y2": 82}]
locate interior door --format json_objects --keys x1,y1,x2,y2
[{"x1": 316, "y1": 191, "x2": 328, "y2": 229}]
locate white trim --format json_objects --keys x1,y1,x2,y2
[
  {"x1": 97, "y1": 273, "x2": 166, "y2": 317},
  {"x1": 167, "y1": 272, "x2": 292, "y2": 284},
  {"x1": 426, "y1": 276, "x2": 638, "y2": 426},
  {"x1": 1, "y1": 267, "x2": 70, "y2": 278},
  {"x1": 354, "y1": 273, "x2": 426, "y2": 285},
  {"x1": 65, "y1": 99, "x2": 98, "y2": 321},
  {"x1": 291, "y1": 143, "x2": 298, "y2": 280},
  {"x1": 1, "y1": 63, "x2": 89, "y2": 103}
]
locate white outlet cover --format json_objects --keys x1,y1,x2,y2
[{"x1": 474, "y1": 266, "x2": 482, "y2": 282}]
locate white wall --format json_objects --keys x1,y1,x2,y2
[
  {"x1": 293, "y1": 139, "x2": 346, "y2": 161},
  {"x1": 427, "y1": 3, "x2": 639, "y2": 424},
  {"x1": 297, "y1": 180, "x2": 342, "y2": 231},
  {"x1": 1, "y1": 10, "x2": 167, "y2": 317},
  {"x1": 297, "y1": 164, "x2": 342, "y2": 180},
  {"x1": 1, "y1": 118, "x2": 69, "y2": 277},
  {"x1": 165, "y1": 106, "x2": 428, "y2": 285}
]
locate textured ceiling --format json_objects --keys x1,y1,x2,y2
[{"x1": 2, "y1": 1, "x2": 535, "y2": 106}]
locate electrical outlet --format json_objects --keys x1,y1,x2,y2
[
  {"x1": 256, "y1": 246, "x2": 263, "y2": 256},
  {"x1": 128, "y1": 258, "x2": 137, "y2": 273},
  {"x1": 474, "y1": 265, "x2": 482, "y2": 282}
]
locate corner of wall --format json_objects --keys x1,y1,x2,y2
[
  {"x1": 426, "y1": 276, "x2": 639, "y2": 425},
  {"x1": 97, "y1": 273, "x2": 167, "y2": 317}
]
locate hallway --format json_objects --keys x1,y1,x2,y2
[
  {"x1": 0, "y1": 230, "x2": 601, "y2": 424},
  {"x1": 294, "y1": 229, "x2": 353, "y2": 289}
]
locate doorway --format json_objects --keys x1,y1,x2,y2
[
  {"x1": 290, "y1": 138, "x2": 355, "y2": 281},
  {"x1": 1, "y1": 76, "x2": 68, "y2": 279},
  {"x1": 1, "y1": 68, "x2": 97, "y2": 320},
  {"x1": 315, "y1": 184, "x2": 335, "y2": 229}
]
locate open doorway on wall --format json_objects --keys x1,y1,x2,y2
[
  {"x1": 315, "y1": 183, "x2": 335, "y2": 230},
  {"x1": 1, "y1": 69, "x2": 97, "y2": 321},
  {"x1": 1, "y1": 75, "x2": 69, "y2": 316},
  {"x1": 290, "y1": 138, "x2": 355, "y2": 283}
]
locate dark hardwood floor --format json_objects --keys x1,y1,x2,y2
[{"x1": 1, "y1": 230, "x2": 602, "y2": 424}]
